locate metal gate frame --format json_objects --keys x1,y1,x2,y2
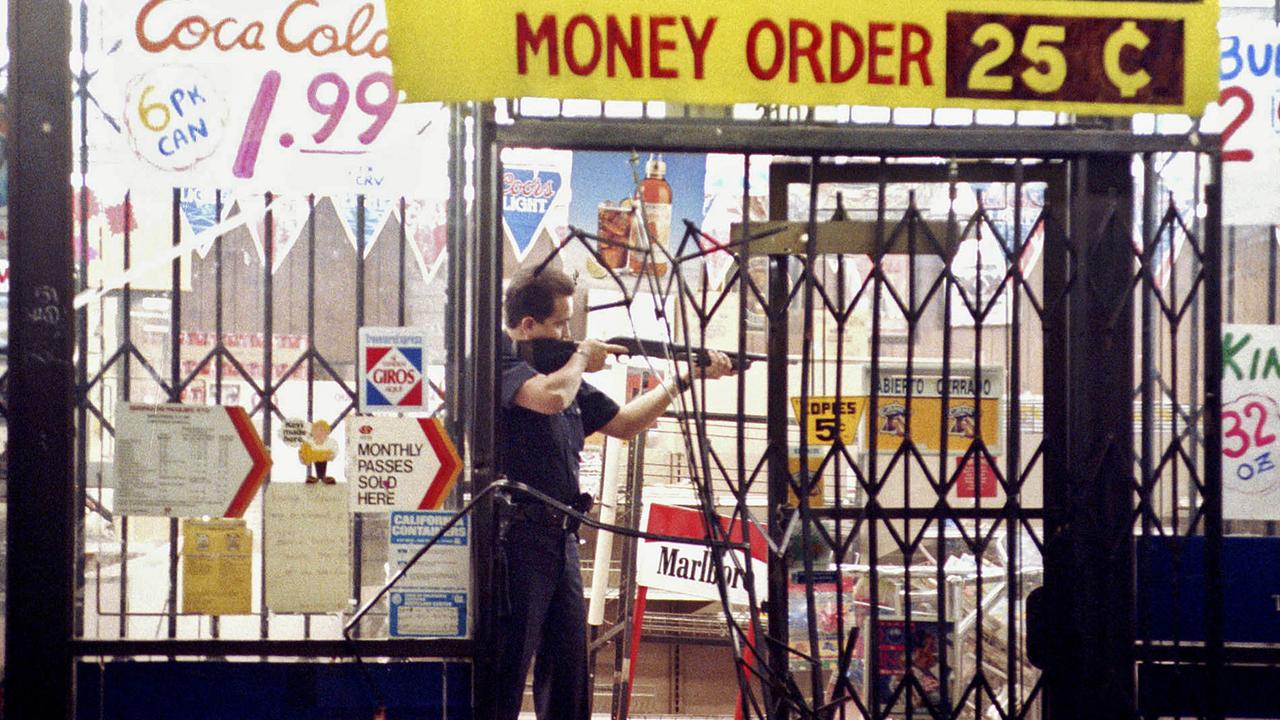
[
  {"x1": 5, "y1": 0, "x2": 1227, "y2": 703},
  {"x1": 475, "y1": 113, "x2": 1224, "y2": 719},
  {"x1": 9, "y1": 2, "x2": 77, "y2": 718},
  {"x1": 8, "y1": 6, "x2": 479, "y2": 714}
]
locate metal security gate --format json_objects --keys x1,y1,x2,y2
[
  {"x1": 5, "y1": 0, "x2": 1232, "y2": 717},
  {"x1": 11, "y1": 0, "x2": 476, "y2": 711},
  {"x1": 478, "y1": 117, "x2": 1222, "y2": 719}
]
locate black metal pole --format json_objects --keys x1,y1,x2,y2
[
  {"x1": 445, "y1": 103, "x2": 468, "y2": 466},
  {"x1": 471, "y1": 104, "x2": 503, "y2": 713},
  {"x1": 1043, "y1": 154, "x2": 1136, "y2": 718},
  {"x1": 1005, "y1": 160, "x2": 1026, "y2": 717},
  {"x1": 73, "y1": 0, "x2": 91, "y2": 642},
  {"x1": 118, "y1": 196, "x2": 133, "y2": 637},
  {"x1": 1270, "y1": 225, "x2": 1278, "y2": 326},
  {"x1": 1268, "y1": 224, "x2": 1277, "y2": 539},
  {"x1": 168, "y1": 188, "x2": 182, "y2": 642},
  {"x1": 765, "y1": 249, "x2": 790, "y2": 719},
  {"x1": 6, "y1": 0, "x2": 75, "y2": 716},
  {"x1": 611, "y1": 432, "x2": 647, "y2": 720},
  {"x1": 1226, "y1": 226, "x2": 1235, "y2": 324},
  {"x1": 1138, "y1": 155, "x2": 1157, "y2": 655},
  {"x1": 1202, "y1": 169, "x2": 1225, "y2": 720},
  {"x1": 260, "y1": 190, "x2": 275, "y2": 639},
  {"x1": 350, "y1": 193, "x2": 366, "y2": 637}
]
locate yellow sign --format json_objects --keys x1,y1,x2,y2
[
  {"x1": 870, "y1": 396, "x2": 1001, "y2": 454},
  {"x1": 867, "y1": 367, "x2": 1003, "y2": 453},
  {"x1": 182, "y1": 519, "x2": 253, "y2": 615},
  {"x1": 386, "y1": 0, "x2": 1218, "y2": 116},
  {"x1": 792, "y1": 396, "x2": 866, "y2": 447},
  {"x1": 787, "y1": 445, "x2": 826, "y2": 508}
]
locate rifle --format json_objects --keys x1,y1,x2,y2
[
  {"x1": 602, "y1": 336, "x2": 767, "y2": 372},
  {"x1": 516, "y1": 336, "x2": 769, "y2": 374}
]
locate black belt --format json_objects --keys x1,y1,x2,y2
[{"x1": 509, "y1": 502, "x2": 580, "y2": 533}]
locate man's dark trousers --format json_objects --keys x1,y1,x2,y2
[{"x1": 485, "y1": 520, "x2": 589, "y2": 720}]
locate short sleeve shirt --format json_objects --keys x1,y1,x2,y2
[{"x1": 499, "y1": 338, "x2": 620, "y2": 502}]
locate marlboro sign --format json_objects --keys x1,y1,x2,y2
[{"x1": 636, "y1": 503, "x2": 768, "y2": 604}]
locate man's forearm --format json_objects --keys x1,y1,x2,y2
[
  {"x1": 608, "y1": 374, "x2": 688, "y2": 438},
  {"x1": 517, "y1": 351, "x2": 588, "y2": 413},
  {"x1": 544, "y1": 350, "x2": 589, "y2": 397}
]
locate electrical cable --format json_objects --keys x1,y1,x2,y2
[
  {"x1": 342, "y1": 479, "x2": 760, "y2": 637},
  {"x1": 340, "y1": 476, "x2": 768, "y2": 715}
]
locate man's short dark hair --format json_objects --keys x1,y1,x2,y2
[{"x1": 505, "y1": 268, "x2": 575, "y2": 328}]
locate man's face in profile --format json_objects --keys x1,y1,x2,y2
[{"x1": 522, "y1": 295, "x2": 573, "y2": 341}]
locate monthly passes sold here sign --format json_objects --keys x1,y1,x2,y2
[
  {"x1": 385, "y1": 0, "x2": 1218, "y2": 117},
  {"x1": 347, "y1": 416, "x2": 462, "y2": 513}
]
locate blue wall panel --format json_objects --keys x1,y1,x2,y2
[
  {"x1": 76, "y1": 660, "x2": 472, "y2": 720},
  {"x1": 1137, "y1": 535, "x2": 1280, "y2": 644}
]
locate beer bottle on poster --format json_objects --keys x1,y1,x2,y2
[{"x1": 630, "y1": 153, "x2": 672, "y2": 276}]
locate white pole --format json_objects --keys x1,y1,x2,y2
[{"x1": 588, "y1": 437, "x2": 624, "y2": 626}]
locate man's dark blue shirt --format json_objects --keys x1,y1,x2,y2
[{"x1": 499, "y1": 338, "x2": 620, "y2": 503}]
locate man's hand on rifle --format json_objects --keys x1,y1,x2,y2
[
  {"x1": 576, "y1": 338, "x2": 627, "y2": 373},
  {"x1": 687, "y1": 349, "x2": 735, "y2": 382}
]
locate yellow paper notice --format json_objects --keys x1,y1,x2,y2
[{"x1": 182, "y1": 518, "x2": 253, "y2": 615}]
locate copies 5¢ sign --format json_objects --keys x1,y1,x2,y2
[{"x1": 791, "y1": 396, "x2": 866, "y2": 446}]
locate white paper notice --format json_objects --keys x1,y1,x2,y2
[
  {"x1": 264, "y1": 483, "x2": 351, "y2": 613},
  {"x1": 114, "y1": 403, "x2": 270, "y2": 517}
]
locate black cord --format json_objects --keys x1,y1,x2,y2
[
  {"x1": 345, "y1": 478, "x2": 762, "y2": 639},
  {"x1": 622, "y1": 168, "x2": 784, "y2": 718}
]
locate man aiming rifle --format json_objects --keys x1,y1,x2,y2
[{"x1": 482, "y1": 267, "x2": 734, "y2": 720}]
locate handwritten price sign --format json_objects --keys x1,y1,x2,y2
[
  {"x1": 1222, "y1": 395, "x2": 1279, "y2": 480},
  {"x1": 107, "y1": 0, "x2": 441, "y2": 194},
  {"x1": 1202, "y1": 20, "x2": 1280, "y2": 225},
  {"x1": 1222, "y1": 325, "x2": 1280, "y2": 520},
  {"x1": 232, "y1": 69, "x2": 398, "y2": 179},
  {"x1": 125, "y1": 66, "x2": 228, "y2": 172}
]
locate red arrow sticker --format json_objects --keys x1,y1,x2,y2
[
  {"x1": 224, "y1": 406, "x2": 272, "y2": 517},
  {"x1": 417, "y1": 417, "x2": 461, "y2": 509}
]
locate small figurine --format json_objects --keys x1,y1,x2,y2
[{"x1": 299, "y1": 420, "x2": 337, "y2": 484}]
